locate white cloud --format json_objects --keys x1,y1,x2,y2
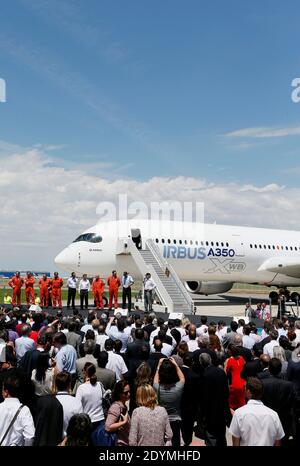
[
  {"x1": 1, "y1": 148, "x2": 300, "y2": 271},
  {"x1": 225, "y1": 126, "x2": 300, "y2": 138}
]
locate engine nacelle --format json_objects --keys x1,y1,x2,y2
[{"x1": 185, "y1": 280, "x2": 233, "y2": 295}]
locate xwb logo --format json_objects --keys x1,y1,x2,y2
[{"x1": 0, "y1": 78, "x2": 6, "y2": 103}]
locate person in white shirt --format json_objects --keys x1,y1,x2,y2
[
  {"x1": 173, "y1": 319, "x2": 187, "y2": 339},
  {"x1": 216, "y1": 320, "x2": 228, "y2": 342},
  {"x1": 237, "y1": 319, "x2": 245, "y2": 336},
  {"x1": 78, "y1": 274, "x2": 91, "y2": 310},
  {"x1": 242, "y1": 325, "x2": 255, "y2": 350},
  {"x1": 75, "y1": 362, "x2": 105, "y2": 428},
  {"x1": 55, "y1": 372, "x2": 83, "y2": 437},
  {"x1": 196, "y1": 316, "x2": 208, "y2": 336},
  {"x1": 143, "y1": 273, "x2": 156, "y2": 313},
  {"x1": 121, "y1": 271, "x2": 134, "y2": 311},
  {"x1": 229, "y1": 377, "x2": 284, "y2": 446},
  {"x1": 294, "y1": 320, "x2": 300, "y2": 345},
  {"x1": 96, "y1": 324, "x2": 109, "y2": 351},
  {"x1": 0, "y1": 373, "x2": 35, "y2": 446},
  {"x1": 149, "y1": 318, "x2": 176, "y2": 348},
  {"x1": 183, "y1": 327, "x2": 199, "y2": 352},
  {"x1": 104, "y1": 339, "x2": 128, "y2": 382},
  {"x1": 67, "y1": 272, "x2": 78, "y2": 310},
  {"x1": 263, "y1": 330, "x2": 279, "y2": 358}
]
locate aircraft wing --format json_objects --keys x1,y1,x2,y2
[{"x1": 257, "y1": 256, "x2": 300, "y2": 279}]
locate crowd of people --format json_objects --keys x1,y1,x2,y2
[
  {"x1": 0, "y1": 304, "x2": 300, "y2": 447},
  {"x1": 5, "y1": 270, "x2": 156, "y2": 313}
]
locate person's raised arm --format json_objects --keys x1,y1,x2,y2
[
  {"x1": 169, "y1": 357, "x2": 185, "y2": 383},
  {"x1": 154, "y1": 358, "x2": 165, "y2": 385}
]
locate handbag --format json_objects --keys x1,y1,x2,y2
[
  {"x1": 91, "y1": 403, "x2": 122, "y2": 446},
  {"x1": 100, "y1": 383, "x2": 113, "y2": 418},
  {"x1": 91, "y1": 421, "x2": 117, "y2": 446}
]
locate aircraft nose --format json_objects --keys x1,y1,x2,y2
[{"x1": 54, "y1": 248, "x2": 76, "y2": 270}]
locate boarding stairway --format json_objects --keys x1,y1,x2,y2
[{"x1": 117, "y1": 237, "x2": 194, "y2": 314}]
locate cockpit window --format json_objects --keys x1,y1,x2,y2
[{"x1": 73, "y1": 233, "x2": 102, "y2": 243}]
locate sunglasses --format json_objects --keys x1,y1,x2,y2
[{"x1": 123, "y1": 390, "x2": 130, "y2": 394}]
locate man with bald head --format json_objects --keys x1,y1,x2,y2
[{"x1": 257, "y1": 354, "x2": 271, "y2": 379}]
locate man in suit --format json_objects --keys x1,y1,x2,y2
[
  {"x1": 222, "y1": 321, "x2": 238, "y2": 349},
  {"x1": 96, "y1": 351, "x2": 116, "y2": 390},
  {"x1": 126, "y1": 328, "x2": 150, "y2": 371},
  {"x1": 197, "y1": 353, "x2": 232, "y2": 446},
  {"x1": 262, "y1": 358, "x2": 295, "y2": 445},
  {"x1": 233, "y1": 334, "x2": 252, "y2": 363},
  {"x1": 257, "y1": 354, "x2": 271, "y2": 380},
  {"x1": 148, "y1": 339, "x2": 165, "y2": 375},
  {"x1": 75, "y1": 339, "x2": 98, "y2": 383},
  {"x1": 66, "y1": 321, "x2": 82, "y2": 357},
  {"x1": 241, "y1": 347, "x2": 262, "y2": 380},
  {"x1": 180, "y1": 354, "x2": 201, "y2": 446},
  {"x1": 143, "y1": 313, "x2": 156, "y2": 340},
  {"x1": 193, "y1": 335, "x2": 218, "y2": 375}
]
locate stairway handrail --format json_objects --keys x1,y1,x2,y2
[
  {"x1": 123, "y1": 238, "x2": 174, "y2": 312},
  {"x1": 146, "y1": 239, "x2": 194, "y2": 313}
]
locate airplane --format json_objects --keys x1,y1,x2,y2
[{"x1": 54, "y1": 219, "x2": 300, "y2": 303}]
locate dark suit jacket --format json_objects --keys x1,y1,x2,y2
[
  {"x1": 253, "y1": 336, "x2": 271, "y2": 353},
  {"x1": 193, "y1": 348, "x2": 218, "y2": 375},
  {"x1": 241, "y1": 358, "x2": 262, "y2": 380},
  {"x1": 262, "y1": 376, "x2": 295, "y2": 435},
  {"x1": 126, "y1": 339, "x2": 150, "y2": 371},
  {"x1": 181, "y1": 366, "x2": 201, "y2": 418},
  {"x1": 238, "y1": 346, "x2": 252, "y2": 363},
  {"x1": 143, "y1": 324, "x2": 156, "y2": 339},
  {"x1": 201, "y1": 365, "x2": 232, "y2": 434}
]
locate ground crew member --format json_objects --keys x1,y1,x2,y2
[
  {"x1": 24, "y1": 272, "x2": 35, "y2": 306},
  {"x1": 3, "y1": 293, "x2": 12, "y2": 305},
  {"x1": 39, "y1": 274, "x2": 51, "y2": 308},
  {"x1": 92, "y1": 275, "x2": 105, "y2": 310},
  {"x1": 107, "y1": 270, "x2": 121, "y2": 309},
  {"x1": 51, "y1": 272, "x2": 63, "y2": 309},
  {"x1": 8, "y1": 271, "x2": 24, "y2": 307}
]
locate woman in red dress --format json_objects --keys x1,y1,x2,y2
[{"x1": 224, "y1": 344, "x2": 246, "y2": 410}]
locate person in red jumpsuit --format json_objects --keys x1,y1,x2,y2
[
  {"x1": 24, "y1": 272, "x2": 35, "y2": 307},
  {"x1": 92, "y1": 275, "x2": 105, "y2": 310},
  {"x1": 39, "y1": 274, "x2": 51, "y2": 308},
  {"x1": 51, "y1": 272, "x2": 63, "y2": 309},
  {"x1": 8, "y1": 271, "x2": 24, "y2": 307},
  {"x1": 107, "y1": 270, "x2": 121, "y2": 309}
]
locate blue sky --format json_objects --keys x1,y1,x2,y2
[
  {"x1": 1, "y1": 0, "x2": 300, "y2": 186},
  {"x1": 2, "y1": 0, "x2": 300, "y2": 270}
]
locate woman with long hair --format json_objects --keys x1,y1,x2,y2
[
  {"x1": 59, "y1": 414, "x2": 92, "y2": 446},
  {"x1": 129, "y1": 384, "x2": 172, "y2": 446},
  {"x1": 105, "y1": 380, "x2": 131, "y2": 446},
  {"x1": 153, "y1": 357, "x2": 185, "y2": 447},
  {"x1": 129, "y1": 362, "x2": 152, "y2": 414},
  {"x1": 31, "y1": 352, "x2": 54, "y2": 396},
  {"x1": 75, "y1": 363, "x2": 104, "y2": 431}
]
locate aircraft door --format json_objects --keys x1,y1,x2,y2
[{"x1": 131, "y1": 228, "x2": 142, "y2": 250}]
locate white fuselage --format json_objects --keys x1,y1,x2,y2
[{"x1": 54, "y1": 219, "x2": 300, "y2": 287}]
